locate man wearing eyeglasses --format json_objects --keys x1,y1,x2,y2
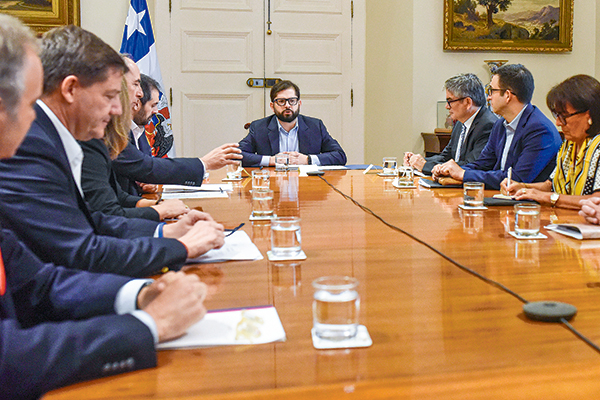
[
  {"x1": 404, "y1": 73, "x2": 497, "y2": 175},
  {"x1": 239, "y1": 80, "x2": 347, "y2": 167},
  {"x1": 433, "y1": 64, "x2": 561, "y2": 190}
]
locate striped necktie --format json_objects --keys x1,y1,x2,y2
[{"x1": 454, "y1": 124, "x2": 467, "y2": 162}]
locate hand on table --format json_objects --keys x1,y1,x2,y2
[
  {"x1": 139, "y1": 271, "x2": 208, "y2": 342},
  {"x1": 579, "y1": 197, "x2": 600, "y2": 225}
]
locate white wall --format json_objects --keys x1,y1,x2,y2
[{"x1": 81, "y1": 0, "x2": 600, "y2": 164}]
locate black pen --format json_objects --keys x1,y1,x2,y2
[{"x1": 225, "y1": 222, "x2": 245, "y2": 237}]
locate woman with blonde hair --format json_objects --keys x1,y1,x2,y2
[{"x1": 80, "y1": 78, "x2": 188, "y2": 220}]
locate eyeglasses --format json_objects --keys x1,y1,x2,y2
[
  {"x1": 485, "y1": 85, "x2": 508, "y2": 96},
  {"x1": 273, "y1": 97, "x2": 299, "y2": 107},
  {"x1": 446, "y1": 97, "x2": 466, "y2": 106},
  {"x1": 551, "y1": 109, "x2": 587, "y2": 125}
]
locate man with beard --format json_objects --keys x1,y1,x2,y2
[
  {"x1": 113, "y1": 59, "x2": 242, "y2": 195},
  {"x1": 239, "y1": 80, "x2": 347, "y2": 167}
]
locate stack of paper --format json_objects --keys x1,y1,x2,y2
[{"x1": 187, "y1": 230, "x2": 263, "y2": 263}]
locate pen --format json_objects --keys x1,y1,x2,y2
[
  {"x1": 363, "y1": 164, "x2": 374, "y2": 174},
  {"x1": 507, "y1": 167, "x2": 512, "y2": 188},
  {"x1": 155, "y1": 199, "x2": 163, "y2": 205},
  {"x1": 225, "y1": 222, "x2": 245, "y2": 237}
]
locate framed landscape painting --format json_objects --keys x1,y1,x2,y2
[
  {"x1": 444, "y1": 0, "x2": 573, "y2": 52},
  {"x1": 0, "y1": 0, "x2": 79, "y2": 34}
]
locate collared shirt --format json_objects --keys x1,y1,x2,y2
[
  {"x1": 130, "y1": 120, "x2": 146, "y2": 151},
  {"x1": 500, "y1": 104, "x2": 527, "y2": 170},
  {"x1": 260, "y1": 117, "x2": 320, "y2": 166},
  {"x1": 115, "y1": 279, "x2": 159, "y2": 345},
  {"x1": 37, "y1": 100, "x2": 84, "y2": 197},
  {"x1": 455, "y1": 107, "x2": 481, "y2": 161}
]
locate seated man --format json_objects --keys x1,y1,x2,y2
[
  {"x1": 239, "y1": 80, "x2": 347, "y2": 167},
  {"x1": 113, "y1": 58, "x2": 242, "y2": 195},
  {"x1": 0, "y1": 15, "x2": 209, "y2": 398},
  {"x1": 433, "y1": 64, "x2": 562, "y2": 190},
  {"x1": 404, "y1": 73, "x2": 496, "y2": 175},
  {"x1": 0, "y1": 25, "x2": 224, "y2": 277}
]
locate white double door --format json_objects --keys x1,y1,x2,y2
[{"x1": 159, "y1": 0, "x2": 364, "y2": 162}]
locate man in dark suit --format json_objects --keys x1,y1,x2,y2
[
  {"x1": 239, "y1": 80, "x2": 347, "y2": 167},
  {"x1": 113, "y1": 59, "x2": 242, "y2": 195},
  {"x1": 0, "y1": 15, "x2": 209, "y2": 399},
  {"x1": 0, "y1": 25, "x2": 225, "y2": 277},
  {"x1": 404, "y1": 73, "x2": 497, "y2": 175},
  {"x1": 433, "y1": 64, "x2": 562, "y2": 190}
]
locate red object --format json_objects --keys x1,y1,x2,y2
[{"x1": 0, "y1": 248, "x2": 5, "y2": 296}]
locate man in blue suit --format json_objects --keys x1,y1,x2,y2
[
  {"x1": 433, "y1": 64, "x2": 561, "y2": 190},
  {"x1": 0, "y1": 25, "x2": 225, "y2": 277},
  {"x1": 0, "y1": 15, "x2": 210, "y2": 398},
  {"x1": 113, "y1": 59, "x2": 243, "y2": 195},
  {"x1": 239, "y1": 80, "x2": 347, "y2": 167}
]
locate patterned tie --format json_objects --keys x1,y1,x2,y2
[
  {"x1": 0, "y1": 248, "x2": 5, "y2": 296},
  {"x1": 455, "y1": 124, "x2": 467, "y2": 162}
]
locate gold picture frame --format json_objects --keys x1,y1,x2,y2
[
  {"x1": 444, "y1": 0, "x2": 573, "y2": 52},
  {"x1": 0, "y1": 0, "x2": 80, "y2": 35}
]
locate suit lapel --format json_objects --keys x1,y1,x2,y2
[
  {"x1": 267, "y1": 116, "x2": 280, "y2": 154},
  {"x1": 297, "y1": 115, "x2": 309, "y2": 154},
  {"x1": 35, "y1": 105, "x2": 98, "y2": 232},
  {"x1": 504, "y1": 104, "x2": 534, "y2": 168}
]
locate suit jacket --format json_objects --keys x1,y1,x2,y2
[
  {"x1": 422, "y1": 107, "x2": 497, "y2": 175},
  {"x1": 239, "y1": 114, "x2": 347, "y2": 167},
  {"x1": 80, "y1": 139, "x2": 160, "y2": 221},
  {"x1": 0, "y1": 104, "x2": 187, "y2": 277},
  {"x1": 112, "y1": 132, "x2": 205, "y2": 195},
  {"x1": 0, "y1": 228, "x2": 156, "y2": 399},
  {"x1": 462, "y1": 104, "x2": 562, "y2": 190}
]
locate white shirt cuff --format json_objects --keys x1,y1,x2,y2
[
  {"x1": 260, "y1": 155, "x2": 271, "y2": 167},
  {"x1": 200, "y1": 159, "x2": 208, "y2": 180},
  {"x1": 310, "y1": 155, "x2": 321, "y2": 166},
  {"x1": 114, "y1": 279, "x2": 159, "y2": 345}
]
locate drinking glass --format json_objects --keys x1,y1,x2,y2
[
  {"x1": 514, "y1": 203, "x2": 540, "y2": 237},
  {"x1": 463, "y1": 182, "x2": 484, "y2": 207},
  {"x1": 270, "y1": 216, "x2": 301, "y2": 256},
  {"x1": 312, "y1": 276, "x2": 360, "y2": 340}
]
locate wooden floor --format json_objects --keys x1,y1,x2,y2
[{"x1": 46, "y1": 170, "x2": 600, "y2": 399}]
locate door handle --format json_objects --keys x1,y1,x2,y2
[{"x1": 246, "y1": 78, "x2": 282, "y2": 88}]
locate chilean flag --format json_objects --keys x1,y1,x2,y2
[{"x1": 120, "y1": 0, "x2": 176, "y2": 157}]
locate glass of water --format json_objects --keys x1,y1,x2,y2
[
  {"x1": 514, "y1": 203, "x2": 540, "y2": 237},
  {"x1": 270, "y1": 216, "x2": 301, "y2": 257},
  {"x1": 312, "y1": 276, "x2": 360, "y2": 341},
  {"x1": 382, "y1": 157, "x2": 397, "y2": 175},
  {"x1": 251, "y1": 189, "x2": 274, "y2": 219},
  {"x1": 396, "y1": 166, "x2": 414, "y2": 187},
  {"x1": 275, "y1": 153, "x2": 289, "y2": 172},
  {"x1": 463, "y1": 181, "x2": 484, "y2": 207},
  {"x1": 226, "y1": 162, "x2": 242, "y2": 180},
  {"x1": 252, "y1": 169, "x2": 270, "y2": 191}
]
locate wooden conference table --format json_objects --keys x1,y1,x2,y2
[{"x1": 46, "y1": 170, "x2": 600, "y2": 399}]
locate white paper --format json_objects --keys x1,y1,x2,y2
[
  {"x1": 160, "y1": 190, "x2": 229, "y2": 200},
  {"x1": 158, "y1": 306, "x2": 286, "y2": 350},
  {"x1": 319, "y1": 165, "x2": 348, "y2": 170},
  {"x1": 162, "y1": 183, "x2": 233, "y2": 192},
  {"x1": 545, "y1": 224, "x2": 600, "y2": 240},
  {"x1": 187, "y1": 230, "x2": 263, "y2": 263}
]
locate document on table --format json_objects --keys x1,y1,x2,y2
[
  {"x1": 187, "y1": 230, "x2": 263, "y2": 263},
  {"x1": 545, "y1": 223, "x2": 600, "y2": 240},
  {"x1": 160, "y1": 184, "x2": 232, "y2": 200},
  {"x1": 157, "y1": 305, "x2": 286, "y2": 350}
]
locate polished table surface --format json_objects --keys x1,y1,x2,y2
[{"x1": 46, "y1": 170, "x2": 600, "y2": 399}]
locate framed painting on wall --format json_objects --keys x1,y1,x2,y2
[
  {"x1": 0, "y1": 0, "x2": 80, "y2": 34},
  {"x1": 444, "y1": 0, "x2": 573, "y2": 52}
]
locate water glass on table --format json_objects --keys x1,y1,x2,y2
[
  {"x1": 270, "y1": 216, "x2": 301, "y2": 256},
  {"x1": 251, "y1": 189, "x2": 274, "y2": 219},
  {"x1": 396, "y1": 166, "x2": 414, "y2": 187},
  {"x1": 463, "y1": 182, "x2": 484, "y2": 207},
  {"x1": 226, "y1": 162, "x2": 242, "y2": 180},
  {"x1": 275, "y1": 153, "x2": 289, "y2": 172},
  {"x1": 514, "y1": 203, "x2": 541, "y2": 237},
  {"x1": 382, "y1": 157, "x2": 397, "y2": 175},
  {"x1": 312, "y1": 276, "x2": 360, "y2": 341},
  {"x1": 252, "y1": 169, "x2": 270, "y2": 191}
]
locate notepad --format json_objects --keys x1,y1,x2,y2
[{"x1": 157, "y1": 305, "x2": 286, "y2": 350}]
